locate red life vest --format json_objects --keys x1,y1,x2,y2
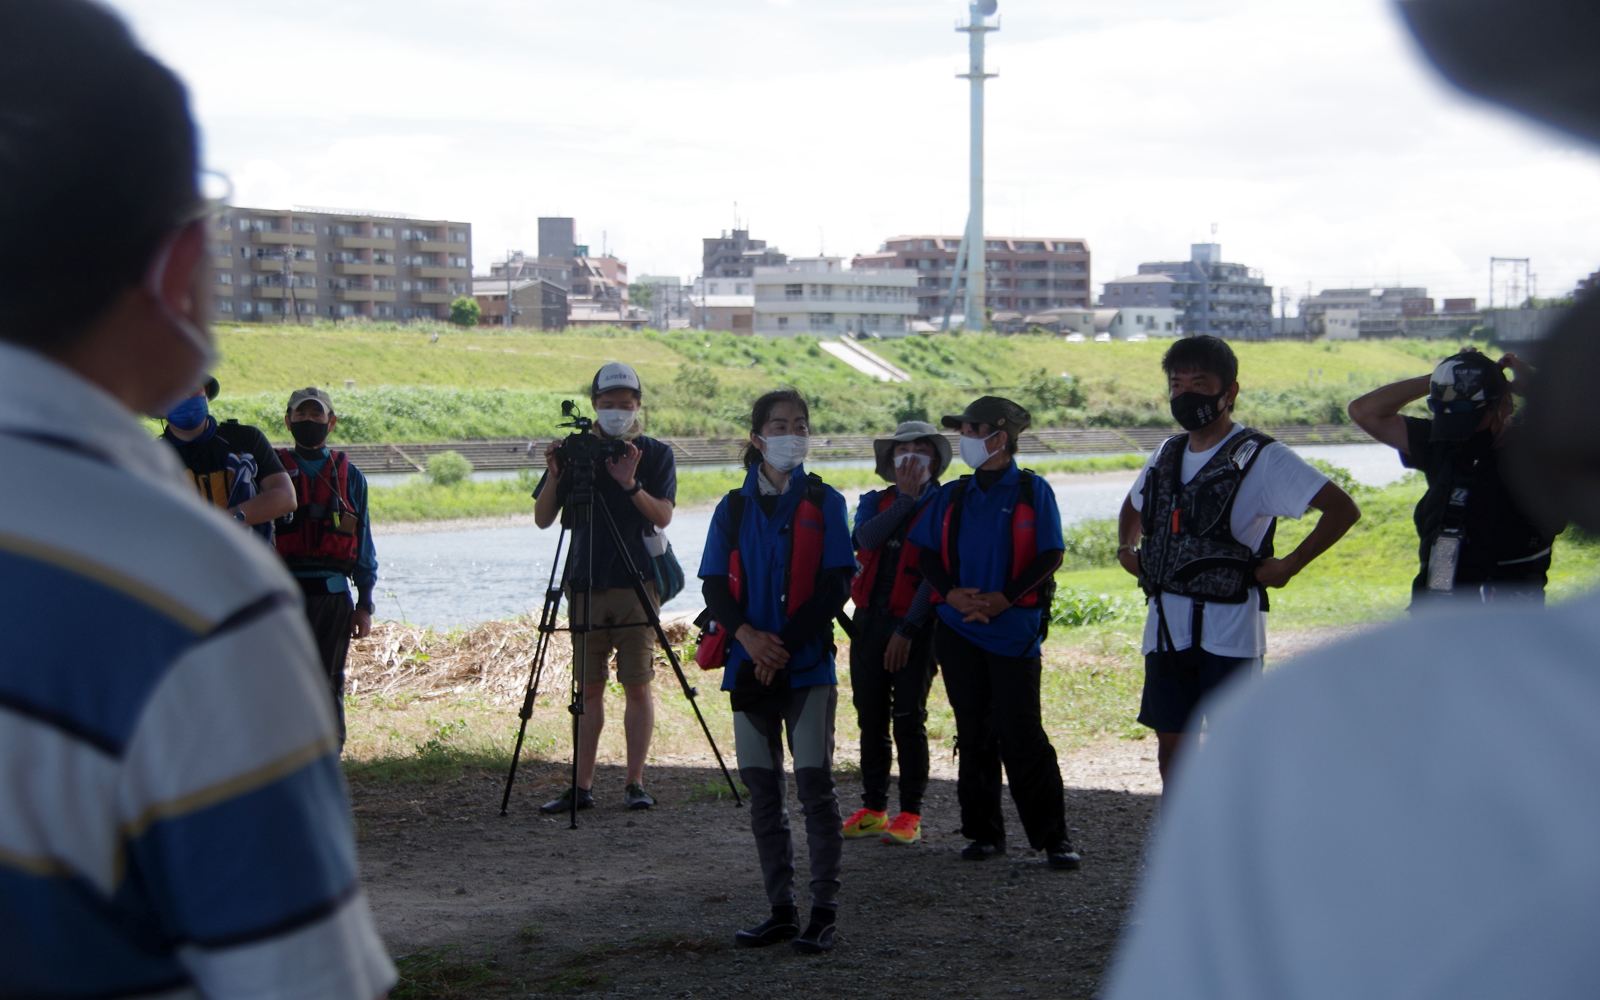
[
  {"x1": 929, "y1": 470, "x2": 1053, "y2": 610},
  {"x1": 849, "y1": 489, "x2": 927, "y2": 618},
  {"x1": 695, "y1": 473, "x2": 829, "y2": 670},
  {"x1": 274, "y1": 449, "x2": 362, "y2": 574}
]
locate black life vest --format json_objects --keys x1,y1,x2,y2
[
  {"x1": 1138, "y1": 429, "x2": 1276, "y2": 606},
  {"x1": 850, "y1": 489, "x2": 928, "y2": 618},
  {"x1": 694, "y1": 473, "x2": 829, "y2": 670},
  {"x1": 1412, "y1": 434, "x2": 1554, "y2": 596},
  {"x1": 275, "y1": 449, "x2": 361, "y2": 575},
  {"x1": 928, "y1": 470, "x2": 1054, "y2": 611}
]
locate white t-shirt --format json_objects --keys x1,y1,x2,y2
[
  {"x1": 1127, "y1": 425, "x2": 1328, "y2": 658},
  {"x1": 1105, "y1": 592, "x2": 1600, "y2": 1000}
]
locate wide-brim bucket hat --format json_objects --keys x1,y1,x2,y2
[{"x1": 873, "y1": 420, "x2": 952, "y2": 481}]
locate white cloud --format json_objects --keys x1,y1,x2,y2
[{"x1": 110, "y1": 0, "x2": 1600, "y2": 306}]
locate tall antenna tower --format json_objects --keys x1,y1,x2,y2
[
  {"x1": 960, "y1": 0, "x2": 997, "y2": 332},
  {"x1": 1489, "y1": 257, "x2": 1531, "y2": 309}
]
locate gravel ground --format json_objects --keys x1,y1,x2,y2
[{"x1": 354, "y1": 739, "x2": 1161, "y2": 999}]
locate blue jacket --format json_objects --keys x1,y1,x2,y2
[{"x1": 698, "y1": 464, "x2": 856, "y2": 690}]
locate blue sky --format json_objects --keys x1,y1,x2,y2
[{"x1": 110, "y1": 0, "x2": 1600, "y2": 309}]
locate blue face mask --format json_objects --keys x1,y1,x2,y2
[{"x1": 166, "y1": 395, "x2": 209, "y2": 431}]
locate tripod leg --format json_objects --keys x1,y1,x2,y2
[
  {"x1": 595, "y1": 500, "x2": 744, "y2": 807},
  {"x1": 500, "y1": 528, "x2": 569, "y2": 815}
]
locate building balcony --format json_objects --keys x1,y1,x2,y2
[
  {"x1": 414, "y1": 291, "x2": 453, "y2": 304},
  {"x1": 336, "y1": 236, "x2": 397, "y2": 251},
  {"x1": 252, "y1": 287, "x2": 319, "y2": 299},
  {"x1": 337, "y1": 289, "x2": 397, "y2": 303},
  {"x1": 410, "y1": 240, "x2": 456, "y2": 253},
  {"x1": 253, "y1": 259, "x2": 317, "y2": 273},
  {"x1": 416, "y1": 266, "x2": 469, "y2": 279},
  {"x1": 213, "y1": 257, "x2": 232, "y2": 269},
  {"x1": 251, "y1": 232, "x2": 316, "y2": 246},
  {"x1": 336, "y1": 263, "x2": 398, "y2": 277}
]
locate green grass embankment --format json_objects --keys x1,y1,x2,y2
[{"x1": 206, "y1": 323, "x2": 1479, "y2": 444}]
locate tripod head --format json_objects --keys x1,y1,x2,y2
[{"x1": 551, "y1": 400, "x2": 628, "y2": 528}]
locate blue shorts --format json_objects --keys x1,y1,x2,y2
[{"x1": 1137, "y1": 649, "x2": 1262, "y2": 735}]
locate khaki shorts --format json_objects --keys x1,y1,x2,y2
[{"x1": 565, "y1": 583, "x2": 659, "y2": 686}]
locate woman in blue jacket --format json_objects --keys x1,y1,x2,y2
[{"x1": 699, "y1": 389, "x2": 856, "y2": 954}]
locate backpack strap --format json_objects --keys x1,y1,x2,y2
[
  {"x1": 725, "y1": 488, "x2": 747, "y2": 608},
  {"x1": 945, "y1": 476, "x2": 971, "y2": 587}
]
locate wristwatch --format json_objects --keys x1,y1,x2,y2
[
  {"x1": 231, "y1": 508, "x2": 248, "y2": 524},
  {"x1": 622, "y1": 482, "x2": 643, "y2": 496},
  {"x1": 1118, "y1": 544, "x2": 1138, "y2": 556}
]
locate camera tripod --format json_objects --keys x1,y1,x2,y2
[{"x1": 498, "y1": 443, "x2": 742, "y2": 827}]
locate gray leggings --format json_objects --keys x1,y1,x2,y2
[{"x1": 733, "y1": 684, "x2": 842, "y2": 910}]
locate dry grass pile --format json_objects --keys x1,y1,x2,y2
[{"x1": 346, "y1": 615, "x2": 696, "y2": 704}]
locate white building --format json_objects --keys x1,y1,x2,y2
[
  {"x1": 752, "y1": 257, "x2": 919, "y2": 338},
  {"x1": 1324, "y1": 308, "x2": 1362, "y2": 340}
]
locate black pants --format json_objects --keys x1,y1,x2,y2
[
  {"x1": 302, "y1": 589, "x2": 353, "y2": 743},
  {"x1": 936, "y1": 620, "x2": 1067, "y2": 851},
  {"x1": 848, "y1": 608, "x2": 936, "y2": 814}
]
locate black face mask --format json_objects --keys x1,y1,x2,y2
[
  {"x1": 289, "y1": 419, "x2": 330, "y2": 449},
  {"x1": 1170, "y1": 390, "x2": 1229, "y2": 432}
]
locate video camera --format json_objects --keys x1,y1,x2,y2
[{"x1": 553, "y1": 399, "x2": 628, "y2": 469}]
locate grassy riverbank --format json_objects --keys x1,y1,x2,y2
[
  {"x1": 206, "y1": 322, "x2": 1476, "y2": 444},
  {"x1": 366, "y1": 454, "x2": 1148, "y2": 522}
]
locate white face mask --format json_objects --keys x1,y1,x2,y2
[
  {"x1": 895, "y1": 451, "x2": 932, "y2": 486},
  {"x1": 596, "y1": 408, "x2": 637, "y2": 438},
  {"x1": 144, "y1": 225, "x2": 217, "y2": 412},
  {"x1": 959, "y1": 431, "x2": 999, "y2": 469},
  {"x1": 759, "y1": 434, "x2": 809, "y2": 473}
]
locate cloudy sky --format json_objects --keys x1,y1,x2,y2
[{"x1": 111, "y1": 0, "x2": 1600, "y2": 310}]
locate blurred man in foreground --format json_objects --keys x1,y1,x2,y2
[
  {"x1": 1107, "y1": 1, "x2": 1600, "y2": 997},
  {"x1": 0, "y1": 2, "x2": 393, "y2": 996}
]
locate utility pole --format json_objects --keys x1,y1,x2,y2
[{"x1": 959, "y1": 0, "x2": 997, "y2": 332}]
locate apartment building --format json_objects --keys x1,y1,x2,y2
[
  {"x1": 751, "y1": 257, "x2": 918, "y2": 338},
  {"x1": 212, "y1": 206, "x2": 471, "y2": 322},
  {"x1": 472, "y1": 277, "x2": 568, "y2": 329},
  {"x1": 851, "y1": 235, "x2": 1092, "y2": 320},
  {"x1": 1100, "y1": 244, "x2": 1272, "y2": 338},
  {"x1": 703, "y1": 229, "x2": 787, "y2": 277}
]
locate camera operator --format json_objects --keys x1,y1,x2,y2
[
  {"x1": 533, "y1": 362, "x2": 676, "y2": 813},
  {"x1": 275, "y1": 387, "x2": 379, "y2": 744},
  {"x1": 1349, "y1": 350, "x2": 1553, "y2": 606},
  {"x1": 159, "y1": 375, "x2": 295, "y2": 540},
  {"x1": 0, "y1": 3, "x2": 392, "y2": 994}
]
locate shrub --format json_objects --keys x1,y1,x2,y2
[
  {"x1": 1061, "y1": 517, "x2": 1121, "y2": 570},
  {"x1": 427, "y1": 450, "x2": 473, "y2": 486},
  {"x1": 1304, "y1": 458, "x2": 1369, "y2": 496},
  {"x1": 1050, "y1": 588, "x2": 1141, "y2": 628},
  {"x1": 449, "y1": 296, "x2": 480, "y2": 327}
]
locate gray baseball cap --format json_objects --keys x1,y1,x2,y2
[
  {"x1": 286, "y1": 386, "x2": 333, "y2": 414},
  {"x1": 591, "y1": 362, "x2": 642, "y2": 397}
]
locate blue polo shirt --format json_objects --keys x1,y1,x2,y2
[
  {"x1": 698, "y1": 464, "x2": 856, "y2": 691},
  {"x1": 909, "y1": 461, "x2": 1065, "y2": 658}
]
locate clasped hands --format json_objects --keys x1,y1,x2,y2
[
  {"x1": 736, "y1": 624, "x2": 789, "y2": 685},
  {"x1": 945, "y1": 587, "x2": 1011, "y2": 623}
]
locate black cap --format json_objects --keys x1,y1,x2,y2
[
  {"x1": 941, "y1": 395, "x2": 1031, "y2": 434},
  {"x1": 1428, "y1": 353, "x2": 1508, "y2": 441}
]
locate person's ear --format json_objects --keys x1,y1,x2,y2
[
  {"x1": 327, "y1": 413, "x2": 338, "y2": 432},
  {"x1": 1225, "y1": 381, "x2": 1241, "y2": 409}
]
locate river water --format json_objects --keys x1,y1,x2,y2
[{"x1": 371, "y1": 442, "x2": 1408, "y2": 628}]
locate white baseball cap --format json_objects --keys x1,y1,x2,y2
[{"x1": 591, "y1": 362, "x2": 642, "y2": 397}]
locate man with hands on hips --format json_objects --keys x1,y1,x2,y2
[
  {"x1": 533, "y1": 362, "x2": 677, "y2": 813},
  {"x1": 1117, "y1": 335, "x2": 1359, "y2": 791}
]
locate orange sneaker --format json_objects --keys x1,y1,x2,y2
[
  {"x1": 843, "y1": 808, "x2": 888, "y2": 839},
  {"x1": 881, "y1": 811, "x2": 922, "y2": 846}
]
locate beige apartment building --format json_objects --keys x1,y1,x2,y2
[
  {"x1": 210, "y1": 207, "x2": 471, "y2": 322},
  {"x1": 852, "y1": 235, "x2": 1092, "y2": 320}
]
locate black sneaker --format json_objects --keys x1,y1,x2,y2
[
  {"x1": 961, "y1": 841, "x2": 1006, "y2": 861},
  {"x1": 1047, "y1": 840, "x2": 1082, "y2": 871},
  {"x1": 791, "y1": 908, "x2": 837, "y2": 954},
  {"x1": 624, "y1": 782, "x2": 655, "y2": 810},
  {"x1": 539, "y1": 786, "x2": 595, "y2": 814},
  {"x1": 735, "y1": 906, "x2": 800, "y2": 948}
]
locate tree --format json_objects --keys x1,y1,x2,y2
[
  {"x1": 427, "y1": 450, "x2": 474, "y2": 486},
  {"x1": 629, "y1": 283, "x2": 655, "y2": 309},
  {"x1": 450, "y1": 296, "x2": 481, "y2": 327}
]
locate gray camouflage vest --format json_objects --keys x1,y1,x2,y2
[{"x1": 1139, "y1": 428, "x2": 1276, "y2": 605}]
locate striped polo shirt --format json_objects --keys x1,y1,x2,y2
[{"x1": 0, "y1": 342, "x2": 394, "y2": 1000}]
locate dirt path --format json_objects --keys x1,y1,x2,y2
[{"x1": 353, "y1": 738, "x2": 1160, "y2": 999}]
